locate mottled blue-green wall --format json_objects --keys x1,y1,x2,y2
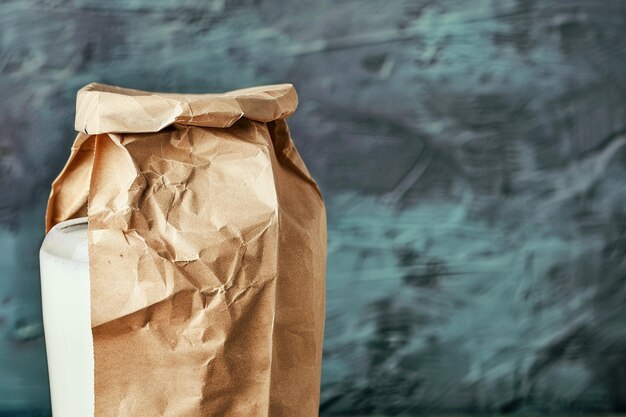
[{"x1": 1, "y1": 0, "x2": 626, "y2": 414}]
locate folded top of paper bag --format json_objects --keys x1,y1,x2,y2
[{"x1": 75, "y1": 83, "x2": 298, "y2": 134}]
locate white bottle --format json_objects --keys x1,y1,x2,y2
[{"x1": 39, "y1": 217, "x2": 94, "y2": 417}]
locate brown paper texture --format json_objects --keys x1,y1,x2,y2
[{"x1": 46, "y1": 83, "x2": 326, "y2": 417}]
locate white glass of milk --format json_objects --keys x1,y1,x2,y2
[{"x1": 40, "y1": 217, "x2": 94, "y2": 417}]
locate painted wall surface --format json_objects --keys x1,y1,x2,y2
[{"x1": 1, "y1": 0, "x2": 626, "y2": 414}]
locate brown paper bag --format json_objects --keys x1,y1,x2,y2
[{"x1": 45, "y1": 83, "x2": 326, "y2": 417}]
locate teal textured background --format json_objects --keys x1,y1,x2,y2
[{"x1": 1, "y1": 0, "x2": 626, "y2": 415}]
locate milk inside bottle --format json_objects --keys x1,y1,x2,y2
[{"x1": 40, "y1": 217, "x2": 93, "y2": 417}]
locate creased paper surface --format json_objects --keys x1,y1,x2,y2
[{"x1": 46, "y1": 83, "x2": 326, "y2": 417}]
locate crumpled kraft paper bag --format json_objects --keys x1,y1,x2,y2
[{"x1": 45, "y1": 83, "x2": 326, "y2": 417}]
